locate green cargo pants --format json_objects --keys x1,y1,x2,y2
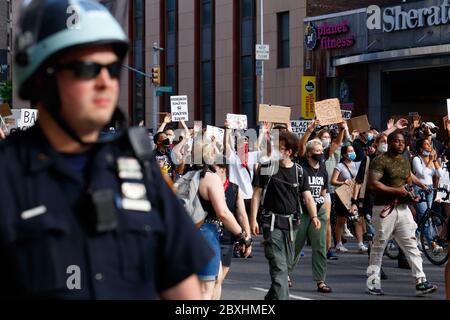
[
  {"x1": 263, "y1": 226, "x2": 295, "y2": 300},
  {"x1": 289, "y1": 205, "x2": 328, "y2": 282}
]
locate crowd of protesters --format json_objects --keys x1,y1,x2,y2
[{"x1": 144, "y1": 113, "x2": 450, "y2": 300}]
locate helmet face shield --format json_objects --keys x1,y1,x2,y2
[{"x1": 15, "y1": 0, "x2": 129, "y2": 100}]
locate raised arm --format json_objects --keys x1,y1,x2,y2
[{"x1": 299, "y1": 119, "x2": 319, "y2": 157}]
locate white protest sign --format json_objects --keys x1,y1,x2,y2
[
  {"x1": 20, "y1": 109, "x2": 38, "y2": 130},
  {"x1": 206, "y1": 125, "x2": 224, "y2": 144},
  {"x1": 170, "y1": 95, "x2": 189, "y2": 121},
  {"x1": 290, "y1": 120, "x2": 312, "y2": 137},
  {"x1": 437, "y1": 167, "x2": 450, "y2": 203},
  {"x1": 341, "y1": 110, "x2": 352, "y2": 120},
  {"x1": 226, "y1": 114, "x2": 247, "y2": 130}
]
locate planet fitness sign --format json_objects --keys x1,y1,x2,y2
[{"x1": 305, "y1": 20, "x2": 354, "y2": 50}]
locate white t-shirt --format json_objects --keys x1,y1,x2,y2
[
  {"x1": 412, "y1": 156, "x2": 443, "y2": 185},
  {"x1": 335, "y1": 161, "x2": 361, "y2": 182},
  {"x1": 229, "y1": 151, "x2": 259, "y2": 200}
]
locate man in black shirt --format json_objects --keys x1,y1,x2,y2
[
  {"x1": 250, "y1": 132, "x2": 317, "y2": 300},
  {"x1": 290, "y1": 139, "x2": 331, "y2": 293}
]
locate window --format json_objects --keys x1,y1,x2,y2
[
  {"x1": 131, "y1": 0, "x2": 145, "y2": 125},
  {"x1": 277, "y1": 12, "x2": 289, "y2": 68},
  {"x1": 240, "y1": 0, "x2": 256, "y2": 126},
  {"x1": 165, "y1": 0, "x2": 178, "y2": 111},
  {"x1": 200, "y1": 0, "x2": 215, "y2": 125}
]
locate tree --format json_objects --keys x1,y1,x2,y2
[{"x1": 0, "y1": 80, "x2": 12, "y2": 104}]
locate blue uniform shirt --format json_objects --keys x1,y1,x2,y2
[{"x1": 0, "y1": 125, "x2": 212, "y2": 299}]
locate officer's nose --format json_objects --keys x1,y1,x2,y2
[{"x1": 95, "y1": 67, "x2": 115, "y2": 88}]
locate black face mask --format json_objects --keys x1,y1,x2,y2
[
  {"x1": 312, "y1": 154, "x2": 324, "y2": 163},
  {"x1": 160, "y1": 138, "x2": 171, "y2": 147}
]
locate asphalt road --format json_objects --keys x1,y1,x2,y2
[{"x1": 221, "y1": 235, "x2": 447, "y2": 300}]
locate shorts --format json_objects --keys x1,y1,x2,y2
[
  {"x1": 220, "y1": 244, "x2": 234, "y2": 267},
  {"x1": 198, "y1": 223, "x2": 221, "y2": 281}
]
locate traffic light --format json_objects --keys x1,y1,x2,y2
[{"x1": 151, "y1": 67, "x2": 160, "y2": 86}]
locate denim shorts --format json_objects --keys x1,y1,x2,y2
[{"x1": 198, "y1": 223, "x2": 221, "y2": 281}]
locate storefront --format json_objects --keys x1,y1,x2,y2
[{"x1": 303, "y1": 0, "x2": 450, "y2": 129}]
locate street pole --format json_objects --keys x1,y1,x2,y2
[
  {"x1": 260, "y1": 0, "x2": 264, "y2": 105},
  {"x1": 152, "y1": 42, "x2": 164, "y2": 133}
]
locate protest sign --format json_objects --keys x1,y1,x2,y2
[
  {"x1": 335, "y1": 180, "x2": 355, "y2": 210},
  {"x1": 258, "y1": 104, "x2": 291, "y2": 124},
  {"x1": 226, "y1": 114, "x2": 247, "y2": 130},
  {"x1": 290, "y1": 120, "x2": 312, "y2": 137},
  {"x1": 206, "y1": 125, "x2": 224, "y2": 144},
  {"x1": 20, "y1": 109, "x2": 38, "y2": 130},
  {"x1": 341, "y1": 110, "x2": 352, "y2": 121},
  {"x1": 314, "y1": 98, "x2": 343, "y2": 126},
  {"x1": 0, "y1": 103, "x2": 11, "y2": 117},
  {"x1": 348, "y1": 115, "x2": 370, "y2": 133},
  {"x1": 447, "y1": 99, "x2": 450, "y2": 118},
  {"x1": 170, "y1": 95, "x2": 189, "y2": 121}
]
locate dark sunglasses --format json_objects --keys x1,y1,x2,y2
[{"x1": 52, "y1": 61, "x2": 122, "y2": 80}]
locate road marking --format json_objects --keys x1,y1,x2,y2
[{"x1": 250, "y1": 287, "x2": 313, "y2": 300}]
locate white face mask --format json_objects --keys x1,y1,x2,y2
[
  {"x1": 431, "y1": 133, "x2": 437, "y2": 139},
  {"x1": 321, "y1": 138, "x2": 331, "y2": 149},
  {"x1": 377, "y1": 143, "x2": 388, "y2": 153}
]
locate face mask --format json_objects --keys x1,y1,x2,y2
[
  {"x1": 422, "y1": 150, "x2": 431, "y2": 157},
  {"x1": 167, "y1": 135, "x2": 175, "y2": 144},
  {"x1": 347, "y1": 152, "x2": 357, "y2": 161},
  {"x1": 161, "y1": 138, "x2": 171, "y2": 147},
  {"x1": 367, "y1": 133, "x2": 374, "y2": 142},
  {"x1": 378, "y1": 143, "x2": 388, "y2": 153},
  {"x1": 312, "y1": 154, "x2": 324, "y2": 163},
  {"x1": 321, "y1": 138, "x2": 331, "y2": 149},
  {"x1": 432, "y1": 133, "x2": 437, "y2": 139}
]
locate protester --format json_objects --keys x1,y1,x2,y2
[
  {"x1": 366, "y1": 131, "x2": 438, "y2": 296},
  {"x1": 250, "y1": 131, "x2": 318, "y2": 300}
]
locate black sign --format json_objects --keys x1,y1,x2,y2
[
  {"x1": 304, "y1": 23, "x2": 318, "y2": 50},
  {"x1": 0, "y1": 50, "x2": 8, "y2": 82}
]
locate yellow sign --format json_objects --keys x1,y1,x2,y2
[{"x1": 301, "y1": 76, "x2": 316, "y2": 119}]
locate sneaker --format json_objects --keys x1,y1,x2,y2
[
  {"x1": 358, "y1": 244, "x2": 369, "y2": 253},
  {"x1": 300, "y1": 250, "x2": 305, "y2": 257},
  {"x1": 343, "y1": 226, "x2": 354, "y2": 239},
  {"x1": 336, "y1": 243, "x2": 349, "y2": 253},
  {"x1": 367, "y1": 287, "x2": 385, "y2": 296},
  {"x1": 327, "y1": 249, "x2": 339, "y2": 260},
  {"x1": 415, "y1": 280, "x2": 438, "y2": 296},
  {"x1": 432, "y1": 244, "x2": 444, "y2": 255}
]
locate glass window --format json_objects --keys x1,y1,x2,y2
[
  {"x1": 277, "y1": 12, "x2": 289, "y2": 68},
  {"x1": 202, "y1": 0, "x2": 212, "y2": 26},
  {"x1": 242, "y1": 0, "x2": 253, "y2": 18}
]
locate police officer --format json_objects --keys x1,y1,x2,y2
[{"x1": 0, "y1": 0, "x2": 212, "y2": 299}]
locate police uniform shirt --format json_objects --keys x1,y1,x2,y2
[{"x1": 0, "y1": 125, "x2": 213, "y2": 299}]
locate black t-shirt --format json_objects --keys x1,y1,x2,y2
[
  {"x1": 221, "y1": 182, "x2": 239, "y2": 245},
  {"x1": 258, "y1": 164, "x2": 304, "y2": 215},
  {"x1": 298, "y1": 157, "x2": 328, "y2": 210}
]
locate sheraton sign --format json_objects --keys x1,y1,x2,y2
[{"x1": 367, "y1": 0, "x2": 450, "y2": 32}]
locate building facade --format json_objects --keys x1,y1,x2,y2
[
  {"x1": 0, "y1": 0, "x2": 12, "y2": 85},
  {"x1": 304, "y1": 0, "x2": 450, "y2": 129}
]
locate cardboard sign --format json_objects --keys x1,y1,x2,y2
[
  {"x1": 348, "y1": 115, "x2": 370, "y2": 133},
  {"x1": 206, "y1": 125, "x2": 224, "y2": 144},
  {"x1": 20, "y1": 109, "x2": 38, "y2": 129},
  {"x1": 290, "y1": 120, "x2": 312, "y2": 137},
  {"x1": 0, "y1": 103, "x2": 11, "y2": 117},
  {"x1": 314, "y1": 98, "x2": 343, "y2": 126},
  {"x1": 226, "y1": 114, "x2": 247, "y2": 130},
  {"x1": 258, "y1": 104, "x2": 291, "y2": 124},
  {"x1": 170, "y1": 95, "x2": 189, "y2": 121},
  {"x1": 335, "y1": 179, "x2": 355, "y2": 210}
]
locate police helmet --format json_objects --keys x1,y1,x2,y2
[{"x1": 15, "y1": 0, "x2": 129, "y2": 100}]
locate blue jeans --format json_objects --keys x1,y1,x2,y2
[
  {"x1": 198, "y1": 223, "x2": 221, "y2": 281},
  {"x1": 413, "y1": 185, "x2": 433, "y2": 244}
]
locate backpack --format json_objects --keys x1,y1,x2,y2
[{"x1": 174, "y1": 170, "x2": 207, "y2": 226}]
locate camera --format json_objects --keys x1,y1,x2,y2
[{"x1": 348, "y1": 208, "x2": 360, "y2": 223}]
